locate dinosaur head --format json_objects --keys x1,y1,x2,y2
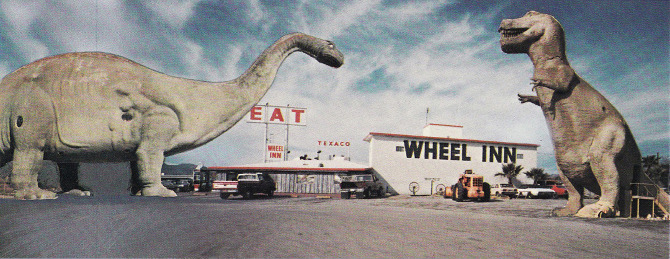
[
  {"x1": 498, "y1": 11, "x2": 564, "y2": 54},
  {"x1": 314, "y1": 40, "x2": 344, "y2": 68}
]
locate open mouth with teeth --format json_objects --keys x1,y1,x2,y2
[{"x1": 499, "y1": 28, "x2": 528, "y2": 38}]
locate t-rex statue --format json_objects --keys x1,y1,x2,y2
[
  {"x1": 499, "y1": 11, "x2": 669, "y2": 218},
  {"x1": 0, "y1": 33, "x2": 344, "y2": 199}
]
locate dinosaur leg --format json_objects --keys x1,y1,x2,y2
[
  {"x1": 133, "y1": 108, "x2": 177, "y2": 197},
  {"x1": 551, "y1": 170, "x2": 584, "y2": 216},
  {"x1": 135, "y1": 147, "x2": 175, "y2": 197},
  {"x1": 10, "y1": 87, "x2": 57, "y2": 199},
  {"x1": 11, "y1": 148, "x2": 56, "y2": 200},
  {"x1": 575, "y1": 155, "x2": 619, "y2": 218},
  {"x1": 575, "y1": 124, "x2": 626, "y2": 218},
  {"x1": 129, "y1": 161, "x2": 142, "y2": 195},
  {"x1": 58, "y1": 162, "x2": 91, "y2": 196}
]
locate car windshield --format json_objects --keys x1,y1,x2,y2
[{"x1": 238, "y1": 175, "x2": 258, "y2": 180}]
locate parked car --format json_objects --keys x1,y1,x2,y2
[
  {"x1": 546, "y1": 184, "x2": 567, "y2": 198},
  {"x1": 236, "y1": 172, "x2": 276, "y2": 199},
  {"x1": 210, "y1": 171, "x2": 239, "y2": 199},
  {"x1": 516, "y1": 184, "x2": 556, "y2": 199},
  {"x1": 340, "y1": 174, "x2": 385, "y2": 199},
  {"x1": 491, "y1": 183, "x2": 518, "y2": 198},
  {"x1": 161, "y1": 177, "x2": 194, "y2": 192},
  {"x1": 536, "y1": 180, "x2": 568, "y2": 199}
]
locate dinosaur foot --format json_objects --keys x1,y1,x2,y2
[
  {"x1": 61, "y1": 189, "x2": 92, "y2": 197},
  {"x1": 574, "y1": 201, "x2": 616, "y2": 218},
  {"x1": 14, "y1": 188, "x2": 58, "y2": 200},
  {"x1": 551, "y1": 206, "x2": 579, "y2": 217},
  {"x1": 138, "y1": 185, "x2": 177, "y2": 197}
]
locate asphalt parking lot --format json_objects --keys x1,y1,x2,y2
[{"x1": 0, "y1": 193, "x2": 667, "y2": 258}]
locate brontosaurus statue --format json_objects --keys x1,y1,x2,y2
[
  {"x1": 499, "y1": 11, "x2": 668, "y2": 218},
  {"x1": 0, "y1": 33, "x2": 344, "y2": 199}
]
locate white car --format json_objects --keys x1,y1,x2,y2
[
  {"x1": 491, "y1": 183, "x2": 518, "y2": 197},
  {"x1": 516, "y1": 185, "x2": 556, "y2": 199}
]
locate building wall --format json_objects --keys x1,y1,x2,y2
[
  {"x1": 369, "y1": 134, "x2": 538, "y2": 195},
  {"x1": 273, "y1": 173, "x2": 339, "y2": 194}
]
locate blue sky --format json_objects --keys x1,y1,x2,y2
[{"x1": 0, "y1": 0, "x2": 667, "y2": 175}]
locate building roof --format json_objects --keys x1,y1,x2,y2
[
  {"x1": 203, "y1": 158, "x2": 371, "y2": 173},
  {"x1": 363, "y1": 132, "x2": 540, "y2": 148},
  {"x1": 423, "y1": 123, "x2": 463, "y2": 128}
]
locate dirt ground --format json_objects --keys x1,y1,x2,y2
[{"x1": 0, "y1": 193, "x2": 667, "y2": 258}]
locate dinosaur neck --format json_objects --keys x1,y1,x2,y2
[
  {"x1": 165, "y1": 33, "x2": 325, "y2": 153},
  {"x1": 232, "y1": 33, "x2": 322, "y2": 100},
  {"x1": 527, "y1": 26, "x2": 568, "y2": 67}
]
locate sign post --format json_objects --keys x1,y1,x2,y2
[{"x1": 247, "y1": 104, "x2": 307, "y2": 162}]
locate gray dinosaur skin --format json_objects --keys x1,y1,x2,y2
[
  {"x1": 0, "y1": 33, "x2": 344, "y2": 200},
  {"x1": 499, "y1": 11, "x2": 642, "y2": 218}
]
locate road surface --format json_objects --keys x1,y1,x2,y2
[{"x1": 0, "y1": 194, "x2": 667, "y2": 258}]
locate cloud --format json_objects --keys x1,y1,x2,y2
[
  {"x1": 0, "y1": 0, "x2": 666, "y2": 173},
  {"x1": 0, "y1": 1, "x2": 49, "y2": 61},
  {"x1": 611, "y1": 90, "x2": 669, "y2": 143},
  {"x1": 145, "y1": 0, "x2": 198, "y2": 29},
  {"x1": 167, "y1": 1, "x2": 559, "y2": 167}
]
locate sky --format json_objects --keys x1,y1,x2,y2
[{"x1": 0, "y1": 0, "x2": 668, "y2": 175}]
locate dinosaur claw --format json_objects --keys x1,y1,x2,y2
[
  {"x1": 575, "y1": 201, "x2": 616, "y2": 218},
  {"x1": 14, "y1": 188, "x2": 58, "y2": 200}
]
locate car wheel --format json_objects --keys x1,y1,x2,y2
[
  {"x1": 242, "y1": 190, "x2": 252, "y2": 199},
  {"x1": 481, "y1": 182, "x2": 491, "y2": 202},
  {"x1": 267, "y1": 190, "x2": 274, "y2": 197},
  {"x1": 220, "y1": 193, "x2": 231, "y2": 199},
  {"x1": 355, "y1": 192, "x2": 365, "y2": 199},
  {"x1": 341, "y1": 192, "x2": 351, "y2": 199},
  {"x1": 454, "y1": 182, "x2": 466, "y2": 202}
]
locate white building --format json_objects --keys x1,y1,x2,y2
[{"x1": 364, "y1": 124, "x2": 539, "y2": 195}]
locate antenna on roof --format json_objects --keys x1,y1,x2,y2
[{"x1": 425, "y1": 107, "x2": 430, "y2": 125}]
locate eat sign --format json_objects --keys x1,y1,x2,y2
[{"x1": 247, "y1": 105, "x2": 307, "y2": 126}]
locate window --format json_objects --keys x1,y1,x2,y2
[
  {"x1": 517, "y1": 154, "x2": 524, "y2": 159},
  {"x1": 396, "y1": 146, "x2": 404, "y2": 152}
]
